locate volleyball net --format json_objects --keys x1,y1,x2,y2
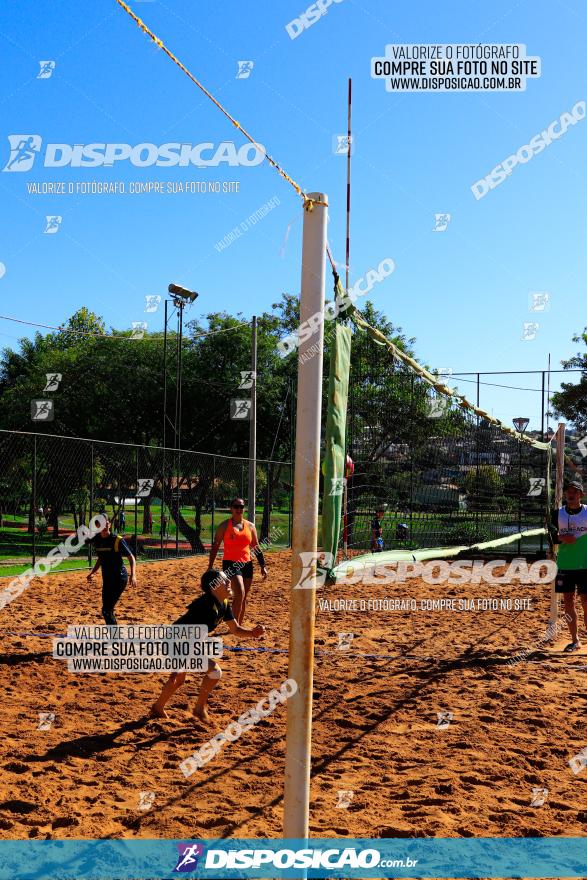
[{"x1": 321, "y1": 275, "x2": 555, "y2": 580}]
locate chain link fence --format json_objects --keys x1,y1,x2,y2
[
  {"x1": 345, "y1": 352, "x2": 552, "y2": 557},
  {"x1": 0, "y1": 430, "x2": 292, "y2": 576}
]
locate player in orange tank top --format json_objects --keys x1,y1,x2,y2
[{"x1": 208, "y1": 497, "x2": 268, "y2": 623}]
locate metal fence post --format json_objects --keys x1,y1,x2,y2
[
  {"x1": 32, "y1": 434, "x2": 37, "y2": 568},
  {"x1": 289, "y1": 379, "x2": 294, "y2": 548},
  {"x1": 540, "y1": 370, "x2": 546, "y2": 554},
  {"x1": 211, "y1": 456, "x2": 216, "y2": 546},
  {"x1": 288, "y1": 462, "x2": 293, "y2": 549},
  {"x1": 476, "y1": 372, "x2": 480, "y2": 543},
  {"x1": 409, "y1": 374, "x2": 414, "y2": 539},
  {"x1": 160, "y1": 445, "x2": 165, "y2": 559},
  {"x1": 176, "y1": 450, "x2": 180, "y2": 557},
  {"x1": 518, "y1": 440, "x2": 523, "y2": 555},
  {"x1": 248, "y1": 315, "x2": 257, "y2": 528},
  {"x1": 89, "y1": 442, "x2": 94, "y2": 568},
  {"x1": 134, "y1": 447, "x2": 138, "y2": 558}
]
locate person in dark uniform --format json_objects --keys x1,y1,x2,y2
[
  {"x1": 370, "y1": 507, "x2": 385, "y2": 552},
  {"x1": 149, "y1": 569, "x2": 265, "y2": 722},
  {"x1": 87, "y1": 515, "x2": 137, "y2": 624}
]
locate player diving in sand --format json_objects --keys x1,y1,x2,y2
[{"x1": 149, "y1": 569, "x2": 265, "y2": 722}]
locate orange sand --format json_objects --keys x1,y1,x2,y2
[{"x1": 1, "y1": 551, "x2": 586, "y2": 843}]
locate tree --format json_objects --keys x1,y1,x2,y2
[
  {"x1": 463, "y1": 465, "x2": 503, "y2": 511},
  {"x1": 552, "y1": 329, "x2": 587, "y2": 432},
  {"x1": 344, "y1": 300, "x2": 418, "y2": 462},
  {"x1": 0, "y1": 294, "x2": 425, "y2": 549},
  {"x1": 0, "y1": 303, "x2": 297, "y2": 547}
]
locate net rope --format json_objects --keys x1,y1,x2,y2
[{"x1": 113, "y1": 0, "x2": 323, "y2": 209}]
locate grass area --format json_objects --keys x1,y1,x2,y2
[
  {"x1": 0, "y1": 505, "x2": 292, "y2": 537},
  {"x1": 0, "y1": 543, "x2": 288, "y2": 579},
  {"x1": 0, "y1": 557, "x2": 89, "y2": 579},
  {"x1": 0, "y1": 505, "x2": 538, "y2": 578},
  {"x1": 0, "y1": 506, "x2": 293, "y2": 578}
]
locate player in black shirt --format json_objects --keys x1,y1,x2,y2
[
  {"x1": 149, "y1": 569, "x2": 265, "y2": 722},
  {"x1": 371, "y1": 507, "x2": 385, "y2": 552},
  {"x1": 87, "y1": 516, "x2": 137, "y2": 625}
]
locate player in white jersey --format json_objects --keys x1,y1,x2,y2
[{"x1": 549, "y1": 481, "x2": 587, "y2": 652}]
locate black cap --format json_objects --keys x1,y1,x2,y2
[
  {"x1": 564, "y1": 480, "x2": 584, "y2": 492},
  {"x1": 201, "y1": 569, "x2": 224, "y2": 593}
]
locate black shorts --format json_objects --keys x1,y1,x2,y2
[
  {"x1": 222, "y1": 559, "x2": 254, "y2": 580},
  {"x1": 555, "y1": 570, "x2": 587, "y2": 594}
]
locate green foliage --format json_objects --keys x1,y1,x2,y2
[
  {"x1": 0, "y1": 303, "x2": 296, "y2": 462},
  {"x1": 552, "y1": 328, "x2": 587, "y2": 432},
  {"x1": 0, "y1": 300, "x2": 301, "y2": 550},
  {"x1": 444, "y1": 522, "x2": 493, "y2": 546},
  {"x1": 463, "y1": 465, "x2": 503, "y2": 511}
]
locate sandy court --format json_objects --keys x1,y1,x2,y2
[{"x1": 1, "y1": 549, "x2": 587, "y2": 845}]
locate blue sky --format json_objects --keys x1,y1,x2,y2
[{"x1": 0, "y1": 0, "x2": 585, "y2": 431}]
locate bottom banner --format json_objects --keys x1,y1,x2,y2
[{"x1": 0, "y1": 837, "x2": 586, "y2": 879}]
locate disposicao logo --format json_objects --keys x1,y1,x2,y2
[
  {"x1": 4, "y1": 135, "x2": 42, "y2": 172},
  {"x1": 3, "y1": 136, "x2": 266, "y2": 171},
  {"x1": 173, "y1": 842, "x2": 205, "y2": 873}
]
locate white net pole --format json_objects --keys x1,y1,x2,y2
[{"x1": 283, "y1": 193, "x2": 328, "y2": 840}]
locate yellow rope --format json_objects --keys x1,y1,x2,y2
[
  {"x1": 116, "y1": 0, "x2": 547, "y2": 455},
  {"x1": 113, "y1": 0, "x2": 319, "y2": 206},
  {"x1": 334, "y1": 277, "x2": 551, "y2": 452}
]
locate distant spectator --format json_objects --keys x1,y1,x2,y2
[{"x1": 370, "y1": 508, "x2": 385, "y2": 552}]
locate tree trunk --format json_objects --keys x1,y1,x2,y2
[
  {"x1": 260, "y1": 463, "x2": 282, "y2": 543},
  {"x1": 161, "y1": 476, "x2": 209, "y2": 553},
  {"x1": 192, "y1": 473, "x2": 215, "y2": 552}
]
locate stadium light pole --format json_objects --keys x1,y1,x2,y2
[
  {"x1": 167, "y1": 284, "x2": 199, "y2": 452},
  {"x1": 161, "y1": 284, "x2": 198, "y2": 556},
  {"x1": 283, "y1": 193, "x2": 328, "y2": 840},
  {"x1": 162, "y1": 284, "x2": 199, "y2": 451}
]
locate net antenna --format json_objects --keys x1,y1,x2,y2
[
  {"x1": 345, "y1": 77, "x2": 352, "y2": 299},
  {"x1": 343, "y1": 78, "x2": 352, "y2": 556}
]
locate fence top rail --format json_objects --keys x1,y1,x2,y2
[
  {"x1": 0, "y1": 429, "x2": 291, "y2": 467},
  {"x1": 451, "y1": 369, "x2": 584, "y2": 376}
]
